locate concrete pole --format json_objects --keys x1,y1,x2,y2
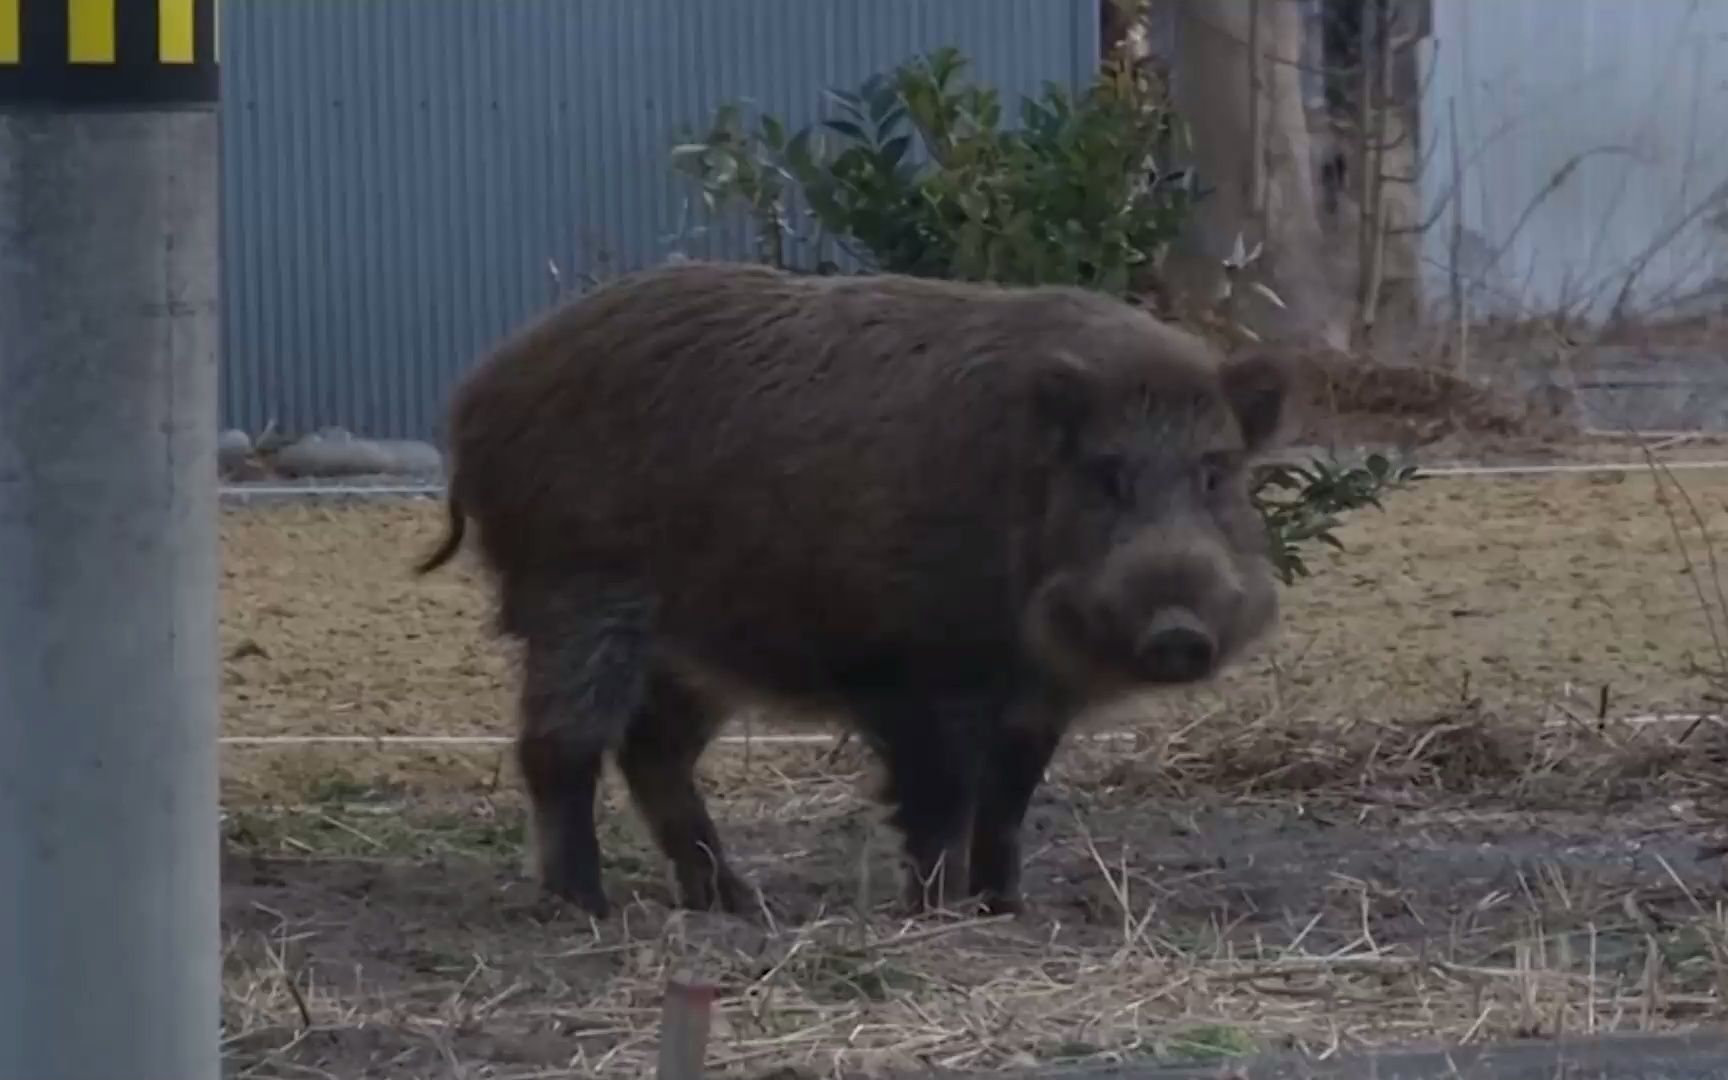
[{"x1": 0, "y1": 3, "x2": 222, "y2": 1077}]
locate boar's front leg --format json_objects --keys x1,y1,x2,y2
[
  {"x1": 863, "y1": 694, "x2": 993, "y2": 914},
  {"x1": 969, "y1": 689, "x2": 1073, "y2": 915}
]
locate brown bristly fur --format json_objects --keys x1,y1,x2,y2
[{"x1": 415, "y1": 260, "x2": 1289, "y2": 920}]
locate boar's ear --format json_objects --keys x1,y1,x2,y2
[
  {"x1": 1220, "y1": 351, "x2": 1288, "y2": 454},
  {"x1": 1031, "y1": 351, "x2": 1098, "y2": 454}
]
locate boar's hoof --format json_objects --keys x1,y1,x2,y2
[
  {"x1": 899, "y1": 870, "x2": 976, "y2": 916},
  {"x1": 979, "y1": 891, "x2": 1026, "y2": 917},
  {"x1": 1134, "y1": 609, "x2": 1217, "y2": 684},
  {"x1": 557, "y1": 886, "x2": 612, "y2": 920},
  {"x1": 676, "y1": 866, "x2": 755, "y2": 917},
  {"x1": 526, "y1": 885, "x2": 611, "y2": 923},
  {"x1": 541, "y1": 869, "x2": 611, "y2": 920}
]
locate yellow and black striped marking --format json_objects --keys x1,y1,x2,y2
[{"x1": 0, "y1": 0, "x2": 217, "y2": 106}]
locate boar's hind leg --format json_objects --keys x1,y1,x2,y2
[
  {"x1": 514, "y1": 583, "x2": 654, "y2": 919},
  {"x1": 969, "y1": 693, "x2": 1071, "y2": 916},
  {"x1": 866, "y1": 696, "x2": 989, "y2": 914},
  {"x1": 617, "y1": 667, "x2": 753, "y2": 915}
]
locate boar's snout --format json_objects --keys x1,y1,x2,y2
[
  {"x1": 1133, "y1": 608, "x2": 1217, "y2": 684},
  {"x1": 1026, "y1": 529, "x2": 1259, "y2": 697},
  {"x1": 1108, "y1": 536, "x2": 1247, "y2": 687}
]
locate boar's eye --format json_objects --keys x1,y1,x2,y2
[
  {"x1": 1196, "y1": 453, "x2": 1234, "y2": 496},
  {"x1": 1081, "y1": 453, "x2": 1133, "y2": 505}
]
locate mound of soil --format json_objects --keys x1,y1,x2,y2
[
  {"x1": 1147, "y1": 298, "x2": 1577, "y2": 458},
  {"x1": 1276, "y1": 345, "x2": 1575, "y2": 453}
]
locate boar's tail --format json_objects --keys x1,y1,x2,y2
[{"x1": 414, "y1": 490, "x2": 467, "y2": 576}]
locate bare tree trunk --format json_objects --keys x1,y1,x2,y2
[
  {"x1": 1101, "y1": 0, "x2": 1138, "y2": 62},
  {"x1": 1166, "y1": 0, "x2": 1349, "y2": 348},
  {"x1": 1355, "y1": 0, "x2": 1394, "y2": 343},
  {"x1": 1245, "y1": 0, "x2": 1265, "y2": 214}
]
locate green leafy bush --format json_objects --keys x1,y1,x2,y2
[
  {"x1": 668, "y1": 101, "x2": 799, "y2": 269},
  {"x1": 1254, "y1": 454, "x2": 1421, "y2": 584},
  {"x1": 673, "y1": 47, "x2": 1193, "y2": 294},
  {"x1": 670, "y1": 48, "x2": 1419, "y2": 583}
]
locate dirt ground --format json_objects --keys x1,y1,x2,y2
[
  {"x1": 219, "y1": 460, "x2": 1728, "y2": 749},
  {"x1": 217, "y1": 458, "x2": 1728, "y2": 1079}
]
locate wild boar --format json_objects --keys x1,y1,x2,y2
[{"x1": 415, "y1": 260, "x2": 1287, "y2": 918}]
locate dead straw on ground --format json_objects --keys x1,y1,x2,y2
[{"x1": 218, "y1": 686, "x2": 1728, "y2": 1078}]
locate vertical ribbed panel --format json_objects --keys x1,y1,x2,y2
[
  {"x1": 219, "y1": 0, "x2": 1101, "y2": 441},
  {"x1": 1420, "y1": 0, "x2": 1728, "y2": 322}
]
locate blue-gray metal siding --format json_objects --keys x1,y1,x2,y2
[
  {"x1": 219, "y1": 0, "x2": 1100, "y2": 441},
  {"x1": 1419, "y1": 0, "x2": 1728, "y2": 322}
]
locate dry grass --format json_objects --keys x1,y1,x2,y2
[
  {"x1": 217, "y1": 708, "x2": 1728, "y2": 1078},
  {"x1": 213, "y1": 452, "x2": 1728, "y2": 1077}
]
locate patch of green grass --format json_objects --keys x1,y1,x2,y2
[
  {"x1": 222, "y1": 803, "x2": 528, "y2": 861},
  {"x1": 402, "y1": 943, "x2": 476, "y2": 976},
  {"x1": 798, "y1": 947, "x2": 929, "y2": 1004},
  {"x1": 300, "y1": 767, "x2": 402, "y2": 806},
  {"x1": 415, "y1": 809, "x2": 526, "y2": 856},
  {"x1": 221, "y1": 798, "x2": 685, "y2": 884},
  {"x1": 1044, "y1": 1039, "x2": 1102, "y2": 1063},
  {"x1": 1163, "y1": 1023, "x2": 1258, "y2": 1063},
  {"x1": 1042, "y1": 1026, "x2": 1258, "y2": 1068}
]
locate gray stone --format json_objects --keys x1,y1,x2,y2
[
  {"x1": 216, "y1": 429, "x2": 255, "y2": 477},
  {"x1": 370, "y1": 438, "x2": 444, "y2": 475},
  {"x1": 270, "y1": 432, "x2": 442, "y2": 478}
]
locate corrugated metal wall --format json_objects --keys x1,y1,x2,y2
[
  {"x1": 219, "y1": 0, "x2": 1100, "y2": 441},
  {"x1": 1419, "y1": 0, "x2": 1728, "y2": 322}
]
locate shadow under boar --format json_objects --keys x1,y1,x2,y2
[{"x1": 415, "y1": 260, "x2": 1288, "y2": 919}]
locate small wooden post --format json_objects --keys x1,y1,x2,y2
[{"x1": 656, "y1": 975, "x2": 716, "y2": 1080}]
